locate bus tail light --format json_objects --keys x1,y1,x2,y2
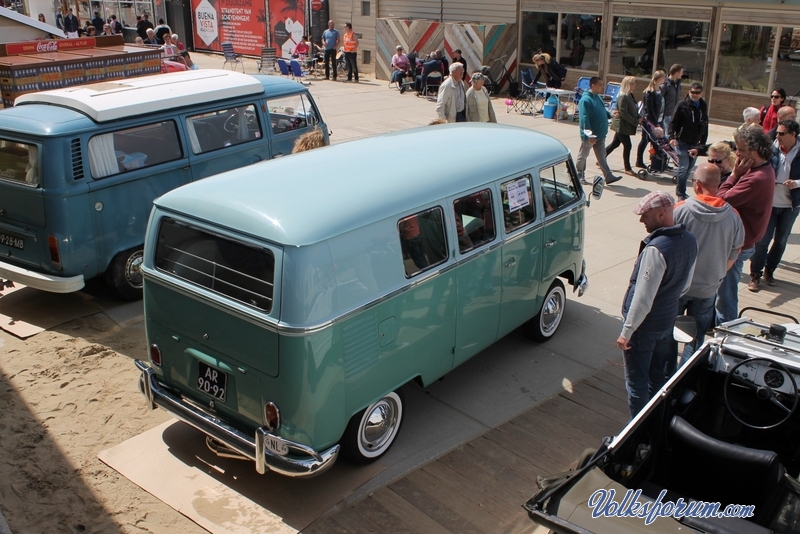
[
  {"x1": 47, "y1": 235, "x2": 62, "y2": 270},
  {"x1": 264, "y1": 402, "x2": 280, "y2": 430},
  {"x1": 149, "y1": 344, "x2": 162, "y2": 367}
]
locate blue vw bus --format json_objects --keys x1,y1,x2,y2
[
  {"x1": 135, "y1": 124, "x2": 591, "y2": 477},
  {"x1": 0, "y1": 69, "x2": 326, "y2": 299}
]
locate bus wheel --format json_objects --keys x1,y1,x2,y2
[
  {"x1": 341, "y1": 390, "x2": 404, "y2": 464},
  {"x1": 526, "y1": 279, "x2": 566, "y2": 342},
  {"x1": 106, "y1": 246, "x2": 144, "y2": 301}
]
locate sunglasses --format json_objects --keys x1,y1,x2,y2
[
  {"x1": 708, "y1": 158, "x2": 724, "y2": 164},
  {"x1": 690, "y1": 90, "x2": 702, "y2": 95},
  {"x1": 772, "y1": 95, "x2": 782, "y2": 99},
  {"x1": 777, "y1": 131, "x2": 791, "y2": 136}
]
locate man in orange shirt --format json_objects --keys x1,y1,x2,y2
[{"x1": 343, "y1": 23, "x2": 359, "y2": 82}]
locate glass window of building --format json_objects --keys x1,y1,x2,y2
[
  {"x1": 773, "y1": 27, "x2": 800, "y2": 98},
  {"x1": 610, "y1": 17, "x2": 660, "y2": 77},
  {"x1": 521, "y1": 12, "x2": 600, "y2": 71},
  {"x1": 716, "y1": 24, "x2": 775, "y2": 93},
  {"x1": 660, "y1": 20, "x2": 709, "y2": 82},
  {"x1": 521, "y1": 12, "x2": 559, "y2": 62}
]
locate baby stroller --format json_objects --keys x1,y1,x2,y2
[{"x1": 637, "y1": 121, "x2": 680, "y2": 182}]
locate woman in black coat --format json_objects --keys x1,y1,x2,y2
[{"x1": 635, "y1": 70, "x2": 666, "y2": 168}]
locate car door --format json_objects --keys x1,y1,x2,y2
[
  {"x1": 450, "y1": 187, "x2": 502, "y2": 367},
  {"x1": 540, "y1": 159, "x2": 584, "y2": 285},
  {"x1": 497, "y1": 174, "x2": 543, "y2": 338},
  {"x1": 264, "y1": 93, "x2": 323, "y2": 157},
  {"x1": 185, "y1": 102, "x2": 271, "y2": 181}
]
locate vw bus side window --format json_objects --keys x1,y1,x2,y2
[
  {"x1": 88, "y1": 121, "x2": 182, "y2": 179},
  {"x1": 154, "y1": 218, "x2": 275, "y2": 312},
  {"x1": 540, "y1": 161, "x2": 580, "y2": 213},
  {"x1": 500, "y1": 175, "x2": 536, "y2": 233},
  {"x1": 0, "y1": 139, "x2": 39, "y2": 186},
  {"x1": 398, "y1": 207, "x2": 448, "y2": 278},
  {"x1": 267, "y1": 94, "x2": 317, "y2": 134},
  {"x1": 185, "y1": 104, "x2": 262, "y2": 154},
  {"x1": 453, "y1": 189, "x2": 496, "y2": 253}
]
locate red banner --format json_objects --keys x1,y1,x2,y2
[
  {"x1": 269, "y1": 0, "x2": 306, "y2": 58},
  {"x1": 5, "y1": 38, "x2": 97, "y2": 55},
  {"x1": 192, "y1": 0, "x2": 267, "y2": 56}
]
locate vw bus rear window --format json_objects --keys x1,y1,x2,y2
[
  {"x1": 0, "y1": 139, "x2": 39, "y2": 186},
  {"x1": 154, "y1": 218, "x2": 275, "y2": 312}
]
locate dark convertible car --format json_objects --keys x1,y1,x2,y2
[{"x1": 525, "y1": 314, "x2": 800, "y2": 533}]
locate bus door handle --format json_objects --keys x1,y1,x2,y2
[
  {"x1": 504, "y1": 258, "x2": 516, "y2": 268},
  {"x1": 545, "y1": 239, "x2": 557, "y2": 248}
]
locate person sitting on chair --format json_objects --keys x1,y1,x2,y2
[
  {"x1": 294, "y1": 36, "x2": 311, "y2": 57},
  {"x1": 415, "y1": 51, "x2": 444, "y2": 93},
  {"x1": 391, "y1": 45, "x2": 411, "y2": 88}
]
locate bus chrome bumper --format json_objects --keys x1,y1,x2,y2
[
  {"x1": 576, "y1": 259, "x2": 588, "y2": 297},
  {"x1": 0, "y1": 260, "x2": 84, "y2": 293},
  {"x1": 135, "y1": 360, "x2": 339, "y2": 478}
]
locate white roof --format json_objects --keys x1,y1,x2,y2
[
  {"x1": 0, "y1": 8, "x2": 64, "y2": 41},
  {"x1": 15, "y1": 69, "x2": 264, "y2": 122}
]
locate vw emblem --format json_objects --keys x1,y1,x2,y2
[{"x1": 208, "y1": 400, "x2": 215, "y2": 410}]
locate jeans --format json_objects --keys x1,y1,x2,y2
[
  {"x1": 606, "y1": 133, "x2": 632, "y2": 171},
  {"x1": 324, "y1": 48, "x2": 337, "y2": 79},
  {"x1": 750, "y1": 206, "x2": 800, "y2": 276},
  {"x1": 576, "y1": 137, "x2": 613, "y2": 180},
  {"x1": 715, "y1": 246, "x2": 755, "y2": 324},
  {"x1": 345, "y1": 51, "x2": 358, "y2": 81},
  {"x1": 624, "y1": 327, "x2": 674, "y2": 419},
  {"x1": 675, "y1": 141, "x2": 697, "y2": 200},
  {"x1": 391, "y1": 69, "x2": 406, "y2": 85},
  {"x1": 663, "y1": 115, "x2": 672, "y2": 132},
  {"x1": 670, "y1": 294, "x2": 717, "y2": 370}
]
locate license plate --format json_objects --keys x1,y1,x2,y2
[
  {"x1": 265, "y1": 434, "x2": 289, "y2": 456},
  {"x1": 0, "y1": 232, "x2": 24, "y2": 250},
  {"x1": 197, "y1": 361, "x2": 226, "y2": 401}
]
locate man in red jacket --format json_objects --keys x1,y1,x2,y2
[{"x1": 715, "y1": 127, "x2": 775, "y2": 323}]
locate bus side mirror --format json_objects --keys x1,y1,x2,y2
[{"x1": 674, "y1": 316, "x2": 697, "y2": 343}]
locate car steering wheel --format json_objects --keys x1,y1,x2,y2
[
  {"x1": 224, "y1": 110, "x2": 258, "y2": 133},
  {"x1": 724, "y1": 357, "x2": 798, "y2": 429}
]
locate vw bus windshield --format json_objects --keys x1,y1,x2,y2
[
  {"x1": 155, "y1": 218, "x2": 275, "y2": 312},
  {"x1": 0, "y1": 139, "x2": 39, "y2": 186}
]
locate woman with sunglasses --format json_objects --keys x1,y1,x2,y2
[
  {"x1": 761, "y1": 88, "x2": 786, "y2": 134},
  {"x1": 668, "y1": 81, "x2": 709, "y2": 200},
  {"x1": 707, "y1": 141, "x2": 736, "y2": 186}
]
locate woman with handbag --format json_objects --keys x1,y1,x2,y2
[{"x1": 606, "y1": 76, "x2": 639, "y2": 177}]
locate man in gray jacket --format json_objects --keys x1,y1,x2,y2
[
  {"x1": 661, "y1": 63, "x2": 683, "y2": 131},
  {"x1": 672, "y1": 163, "x2": 744, "y2": 368}
]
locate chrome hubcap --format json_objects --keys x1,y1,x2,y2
[
  {"x1": 360, "y1": 397, "x2": 399, "y2": 453},
  {"x1": 126, "y1": 251, "x2": 144, "y2": 289},
  {"x1": 541, "y1": 289, "x2": 564, "y2": 335}
]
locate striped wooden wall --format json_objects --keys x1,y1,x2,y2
[
  {"x1": 376, "y1": 19, "x2": 517, "y2": 88},
  {"x1": 376, "y1": 19, "x2": 444, "y2": 81}
]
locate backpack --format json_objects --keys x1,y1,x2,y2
[
  {"x1": 550, "y1": 60, "x2": 567, "y2": 81},
  {"x1": 760, "y1": 105, "x2": 768, "y2": 125}
]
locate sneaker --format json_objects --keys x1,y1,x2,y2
[
  {"x1": 764, "y1": 269, "x2": 776, "y2": 286},
  {"x1": 580, "y1": 177, "x2": 591, "y2": 185},
  {"x1": 606, "y1": 175, "x2": 622, "y2": 184},
  {"x1": 747, "y1": 275, "x2": 760, "y2": 292}
]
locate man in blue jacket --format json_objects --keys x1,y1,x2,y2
[
  {"x1": 749, "y1": 119, "x2": 800, "y2": 289},
  {"x1": 576, "y1": 77, "x2": 621, "y2": 185}
]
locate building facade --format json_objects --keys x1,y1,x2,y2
[{"x1": 332, "y1": 0, "x2": 800, "y2": 122}]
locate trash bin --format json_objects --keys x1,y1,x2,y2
[{"x1": 543, "y1": 94, "x2": 559, "y2": 119}]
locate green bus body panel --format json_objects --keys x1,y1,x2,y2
[
  {"x1": 454, "y1": 248, "x2": 502, "y2": 367},
  {"x1": 498, "y1": 226, "x2": 544, "y2": 338}
]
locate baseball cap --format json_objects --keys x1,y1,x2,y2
[
  {"x1": 633, "y1": 191, "x2": 675, "y2": 215},
  {"x1": 396, "y1": 45, "x2": 403, "y2": 50}
]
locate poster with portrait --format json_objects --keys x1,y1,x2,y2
[{"x1": 191, "y1": 0, "x2": 267, "y2": 56}]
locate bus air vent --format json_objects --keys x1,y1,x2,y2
[{"x1": 71, "y1": 138, "x2": 84, "y2": 180}]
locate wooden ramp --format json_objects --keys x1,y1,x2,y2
[
  {"x1": 303, "y1": 258, "x2": 800, "y2": 534},
  {"x1": 303, "y1": 364, "x2": 627, "y2": 534}
]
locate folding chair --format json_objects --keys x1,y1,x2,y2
[
  {"x1": 422, "y1": 71, "x2": 442, "y2": 97},
  {"x1": 257, "y1": 47, "x2": 277, "y2": 74},
  {"x1": 221, "y1": 42, "x2": 244, "y2": 72},
  {"x1": 603, "y1": 82, "x2": 621, "y2": 111},
  {"x1": 510, "y1": 68, "x2": 536, "y2": 114},
  {"x1": 276, "y1": 58, "x2": 291, "y2": 77},
  {"x1": 289, "y1": 59, "x2": 311, "y2": 84}
]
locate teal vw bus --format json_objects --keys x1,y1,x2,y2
[
  {"x1": 0, "y1": 69, "x2": 326, "y2": 299},
  {"x1": 135, "y1": 124, "x2": 590, "y2": 477}
]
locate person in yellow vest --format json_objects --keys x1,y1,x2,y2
[{"x1": 343, "y1": 23, "x2": 359, "y2": 83}]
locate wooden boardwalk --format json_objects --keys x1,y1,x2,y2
[{"x1": 303, "y1": 259, "x2": 800, "y2": 534}]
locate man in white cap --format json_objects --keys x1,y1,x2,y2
[{"x1": 619, "y1": 191, "x2": 697, "y2": 418}]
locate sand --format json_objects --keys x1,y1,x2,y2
[{"x1": 0, "y1": 311, "x2": 206, "y2": 534}]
